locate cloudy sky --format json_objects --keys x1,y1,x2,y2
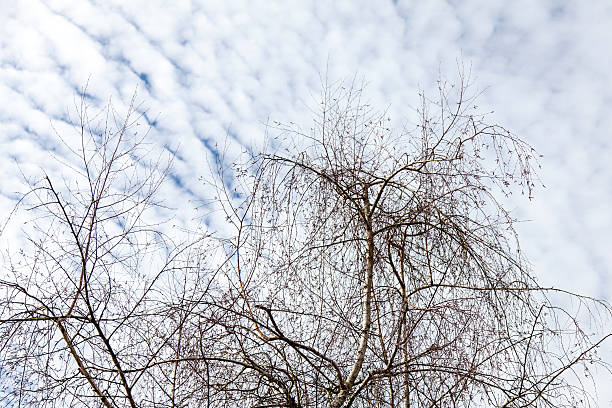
[{"x1": 1, "y1": 0, "x2": 612, "y2": 403}]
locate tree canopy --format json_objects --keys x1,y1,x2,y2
[{"x1": 1, "y1": 76, "x2": 610, "y2": 407}]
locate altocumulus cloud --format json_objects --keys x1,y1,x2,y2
[{"x1": 1, "y1": 0, "x2": 612, "y2": 403}]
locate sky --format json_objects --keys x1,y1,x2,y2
[{"x1": 1, "y1": 0, "x2": 612, "y2": 404}]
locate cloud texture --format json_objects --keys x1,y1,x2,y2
[{"x1": 2, "y1": 0, "x2": 612, "y2": 402}]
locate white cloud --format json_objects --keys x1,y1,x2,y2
[{"x1": 2, "y1": 0, "x2": 612, "y2": 403}]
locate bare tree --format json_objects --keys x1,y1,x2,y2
[
  {"x1": 1, "y1": 74, "x2": 610, "y2": 408},
  {"x1": 212, "y1": 74, "x2": 611, "y2": 407},
  {"x1": 0, "y1": 93, "x2": 218, "y2": 407}
]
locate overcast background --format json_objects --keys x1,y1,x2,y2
[{"x1": 1, "y1": 0, "x2": 611, "y2": 404}]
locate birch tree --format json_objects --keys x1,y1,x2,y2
[
  {"x1": 212, "y1": 76, "x2": 611, "y2": 407},
  {"x1": 1, "y1": 76, "x2": 610, "y2": 408}
]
